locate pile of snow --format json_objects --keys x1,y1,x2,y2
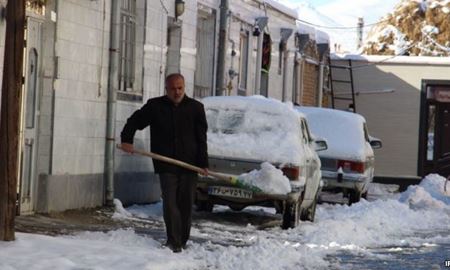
[
  {"x1": 112, "y1": 199, "x2": 133, "y2": 219},
  {"x1": 300, "y1": 174, "x2": 450, "y2": 249},
  {"x1": 239, "y1": 162, "x2": 292, "y2": 194},
  {"x1": 399, "y1": 173, "x2": 450, "y2": 209},
  {"x1": 295, "y1": 106, "x2": 372, "y2": 161},
  {"x1": 202, "y1": 96, "x2": 304, "y2": 165},
  {"x1": 112, "y1": 199, "x2": 164, "y2": 221}
]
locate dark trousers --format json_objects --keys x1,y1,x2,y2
[{"x1": 159, "y1": 173, "x2": 197, "y2": 248}]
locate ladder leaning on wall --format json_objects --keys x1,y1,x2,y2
[{"x1": 328, "y1": 58, "x2": 357, "y2": 113}]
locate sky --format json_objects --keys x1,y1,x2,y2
[
  {"x1": 277, "y1": 0, "x2": 402, "y2": 52},
  {"x1": 288, "y1": 0, "x2": 402, "y2": 26}
]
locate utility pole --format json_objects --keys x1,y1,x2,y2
[
  {"x1": 357, "y1": 17, "x2": 364, "y2": 50},
  {"x1": 0, "y1": 0, "x2": 25, "y2": 241}
]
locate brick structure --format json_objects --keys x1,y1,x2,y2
[
  {"x1": 295, "y1": 36, "x2": 325, "y2": 107},
  {"x1": 301, "y1": 63, "x2": 318, "y2": 106}
]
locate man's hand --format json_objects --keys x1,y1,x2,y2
[
  {"x1": 200, "y1": 168, "x2": 209, "y2": 176},
  {"x1": 119, "y1": 143, "x2": 134, "y2": 154}
]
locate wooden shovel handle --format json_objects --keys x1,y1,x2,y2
[{"x1": 116, "y1": 144, "x2": 231, "y2": 182}]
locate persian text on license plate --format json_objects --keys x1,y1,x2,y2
[{"x1": 208, "y1": 186, "x2": 253, "y2": 199}]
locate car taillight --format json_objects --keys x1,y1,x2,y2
[
  {"x1": 337, "y1": 160, "x2": 365, "y2": 173},
  {"x1": 281, "y1": 166, "x2": 300, "y2": 180}
]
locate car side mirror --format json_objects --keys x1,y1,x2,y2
[
  {"x1": 369, "y1": 138, "x2": 382, "y2": 149},
  {"x1": 314, "y1": 139, "x2": 328, "y2": 151}
]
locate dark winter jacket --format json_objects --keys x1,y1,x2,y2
[{"x1": 120, "y1": 95, "x2": 208, "y2": 174}]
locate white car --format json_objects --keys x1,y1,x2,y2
[
  {"x1": 196, "y1": 96, "x2": 327, "y2": 228},
  {"x1": 295, "y1": 106, "x2": 382, "y2": 204}
]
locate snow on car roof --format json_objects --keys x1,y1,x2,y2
[
  {"x1": 295, "y1": 106, "x2": 372, "y2": 161},
  {"x1": 202, "y1": 96, "x2": 305, "y2": 164}
]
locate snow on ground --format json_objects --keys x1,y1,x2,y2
[{"x1": 1, "y1": 174, "x2": 450, "y2": 269}]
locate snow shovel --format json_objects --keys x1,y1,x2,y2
[{"x1": 116, "y1": 144, "x2": 263, "y2": 193}]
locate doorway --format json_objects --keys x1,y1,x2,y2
[
  {"x1": 19, "y1": 17, "x2": 42, "y2": 214},
  {"x1": 419, "y1": 80, "x2": 450, "y2": 177}
]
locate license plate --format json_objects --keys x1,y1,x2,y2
[{"x1": 208, "y1": 186, "x2": 253, "y2": 199}]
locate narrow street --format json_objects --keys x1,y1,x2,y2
[{"x1": 7, "y1": 176, "x2": 450, "y2": 270}]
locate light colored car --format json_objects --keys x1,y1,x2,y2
[
  {"x1": 197, "y1": 96, "x2": 327, "y2": 228},
  {"x1": 295, "y1": 106, "x2": 382, "y2": 205}
]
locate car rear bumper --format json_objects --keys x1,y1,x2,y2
[
  {"x1": 196, "y1": 177, "x2": 304, "y2": 203},
  {"x1": 321, "y1": 170, "x2": 371, "y2": 191}
]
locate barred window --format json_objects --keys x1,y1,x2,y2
[
  {"x1": 238, "y1": 30, "x2": 249, "y2": 95},
  {"x1": 119, "y1": 0, "x2": 136, "y2": 92}
]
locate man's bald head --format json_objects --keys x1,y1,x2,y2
[{"x1": 165, "y1": 73, "x2": 185, "y2": 105}]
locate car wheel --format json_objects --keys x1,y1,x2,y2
[
  {"x1": 195, "y1": 200, "x2": 214, "y2": 212},
  {"x1": 348, "y1": 190, "x2": 361, "y2": 205},
  {"x1": 361, "y1": 191, "x2": 368, "y2": 199},
  {"x1": 281, "y1": 201, "x2": 300, "y2": 229},
  {"x1": 300, "y1": 193, "x2": 318, "y2": 222}
]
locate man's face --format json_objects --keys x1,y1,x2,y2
[{"x1": 166, "y1": 77, "x2": 185, "y2": 105}]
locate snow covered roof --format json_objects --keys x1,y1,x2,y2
[
  {"x1": 296, "y1": 22, "x2": 329, "y2": 44},
  {"x1": 202, "y1": 96, "x2": 305, "y2": 164},
  {"x1": 315, "y1": 29, "x2": 330, "y2": 44},
  {"x1": 295, "y1": 106, "x2": 372, "y2": 161},
  {"x1": 331, "y1": 53, "x2": 450, "y2": 65},
  {"x1": 261, "y1": 0, "x2": 298, "y2": 19}
]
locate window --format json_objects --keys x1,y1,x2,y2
[
  {"x1": 194, "y1": 9, "x2": 216, "y2": 98},
  {"x1": 26, "y1": 0, "x2": 45, "y2": 16},
  {"x1": 120, "y1": 0, "x2": 136, "y2": 92},
  {"x1": 238, "y1": 30, "x2": 249, "y2": 95},
  {"x1": 118, "y1": 0, "x2": 144, "y2": 100}
]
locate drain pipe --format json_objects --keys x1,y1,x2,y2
[
  {"x1": 282, "y1": 49, "x2": 290, "y2": 101},
  {"x1": 253, "y1": 17, "x2": 268, "y2": 95},
  {"x1": 317, "y1": 61, "x2": 324, "y2": 107},
  {"x1": 280, "y1": 28, "x2": 293, "y2": 102},
  {"x1": 215, "y1": 0, "x2": 229, "y2": 96},
  {"x1": 105, "y1": 0, "x2": 120, "y2": 206}
]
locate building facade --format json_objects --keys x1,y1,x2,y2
[{"x1": 0, "y1": 0, "x2": 329, "y2": 214}]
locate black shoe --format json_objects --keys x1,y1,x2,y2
[
  {"x1": 172, "y1": 246, "x2": 182, "y2": 253},
  {"x1": 164, "y1": 242, "x2": 182, "y2": 253}
]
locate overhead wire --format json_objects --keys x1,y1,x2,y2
[{"x1": 296, "y1": 18, "x2": 390, "y2": 29}]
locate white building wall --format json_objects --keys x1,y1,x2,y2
[
  {"x1": 38, "y1": 2, "x2": 58, "y2": 176},
  {"x1": 52, "y1": 0, "x2": 110, "y2": 175}
]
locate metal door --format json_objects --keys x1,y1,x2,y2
[
  {"x1": 434, "y1": 102, "x2": 450, "y2": 176},
  {"x1": 419, "y1": 82, "x2": 450, "y2": 177},
  {"x1": 20, "y1": 18, "x2": 42, "y2": 214}
]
